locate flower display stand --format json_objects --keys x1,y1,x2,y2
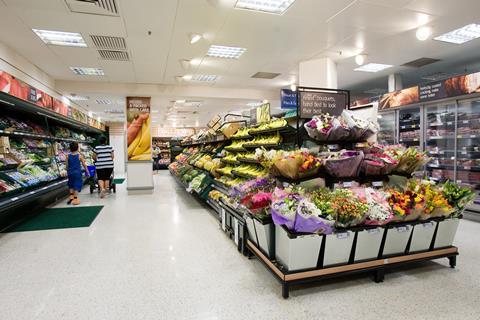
[
  {"x1": 354, "y1": 227, "x2": 385, "y2": 262},
  {"x1": 323, "y1": 231, "x2": 355, "y2": 267},
  {"x1": 434, "y1": 218, "x2": 460, "y2": 249},
  {"x1": 409, "y1": 221, "x2": 436, "y2": 253}
]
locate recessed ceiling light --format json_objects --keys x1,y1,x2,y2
[
  {"x1": 67, "y1": 95, "x2": 89, "y2": 101},
  {"x1": 434, "y1": 24, "x2": 480, "y2": 44},
  {"x1": 235, "y1": 0, "x2": 296, "y2": 15},
  {"x1": 355, "y1": 54, "x2": 367, "y2": 66},
  {"x1": 354, "y1": 63, "x2": 393, "y2": 73},
  {"x1": 192, "y1": 74, "x2": 217, "y2": 82},
  {"x1": 207, "y1": 45, "x2": 246, "y2": 59},
  {"x1": 290, "y1": 83, "x2": 297, "y2": 91},
  {"x1": 96, "y1": 99, "x2": 113, "y2": 105},
  {"x1": 70, "y1": 67, "x2": 105, "y2": 76},
  {"x1": 189, "y1": 33, "x2": 202, "y2": 44},
  {"x1": 175, "y1": 100, "x2": 186, "y2": 104},
  {"x1": 32, "y1": 29, "x2": 87, "y2": 47},
  {"x1": 416, "y1": 26, "x2": 432, "y2": 41},
  {"x1": 182, "y1": 74, "x2": 193, "y2": 80}
]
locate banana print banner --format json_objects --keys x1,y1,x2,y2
[{"x1": 126, "y1": 97, "x2": 152, "y2": 161}]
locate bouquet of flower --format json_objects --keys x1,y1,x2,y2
[
  {"x1": 304, "y1": 114, "x2": 335, "y2": 141},
  {"x1": 331, "y1": 189, "x2": 369, "y2": 227},
  {"x1": 407, "y1": 179, "x2": 452, "y2": 219},
  {"x1": 342, "y1": 110, "x2": 377, "y2": 141},
  {"x1": 240, "y1": 191, "x2": 273, "y2": 216},
  {"x1": 271, "y1": 150, "x2": 321, "y2": 180},
  {"x1": 229, "y1": 177, "x2": 276, "y2": 204},
  {"x1": 270, "y1": 187, "x2": 303, "y2": 230},
  {"x1": 324, "y1": 150, "x2": 364, "y2": 178},
  {"x1": 294, "y1": 199, "x2": 335, "y2": 234},
  {"x1": 353, "y1": 188, "x2": 393, "y2": 225},
  {"x1": 388, "y1": 189, "x2": 424, "y2": 221},
  {"x1": 441, "y1": 181, "x2": 475, "y2": 214},
  {"x1": 385, "y1": 145, "x2": 430, "y2": 175},
  {"x1": 361, "y1": 152, "x2": 398, "y2": 176},
  {"x1": 328, "y1": 116, "x2": 351, "y2": 141}
]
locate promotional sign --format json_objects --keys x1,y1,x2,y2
[
  {"x1": 299, "y1": 90, "x2": 347, "y2": 118},
  {"x1": 419, "y1": 81, "x2": 446, "y2": 102},
  {"x1": 256, "y1": 103, "x2": 271, "y2": 123},
  {"x1": 281, "y1": 89, "x2": 297, "y2": 109},
  {"x1": 0, "y1": 69, "x2": 104, "y2": 130},
  {"x1": 379, "y1": 86, "x2": 419, "y2": 110},
  {"x1": 126, "y1": 97, "x2": 152, "y2": 161}
]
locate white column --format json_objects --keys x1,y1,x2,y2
[
  {"x1": 388, "y1": 73, "x2": 403, "y2": 92},
  {"x1": 299, "y1": 58, "x2": 338, "y2": 89}
]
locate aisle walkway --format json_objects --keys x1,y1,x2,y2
[{"x1": 1, "y1": 171, "x2": 479, "y2": 320}]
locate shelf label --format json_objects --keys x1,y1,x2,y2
[
  {"x1": 367, "y1": 228, "x2": 381, "y2": 234},
  {"x1": 10, "y1": 197, "x2": 19, "y2": 201},
  {"x1": 372, "y1": 181, "x2": 383, "y2": 187},
  {"x1": 221, "y1": 208, "x2": 226, "y2": 231},
  {"x1": 413, "y1": 138, "x2": 419, "y2": 141},
  {"x1": 336, "y1": 232, "x2": 349, "y2": 239},
  {"x1": 463, "y1": 120, "x2": 469, "y2": 124},
  {"x1": 464, "y1": 166, "x2": 471, "y2": 170},
  {"x1": 343, "y1": 181, "x2": 354, "y2": 188},
  {"x1": 233, "y1": 218, "x2": 239, "y2": 245},
  {"x1": 396, "y1": 226, "x2": 409, "y2": 233},
  {"x1": 423, "y1": 222, "x2": 434, "y2": 229}
]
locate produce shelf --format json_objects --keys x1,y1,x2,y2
[
  {"x1": 248, "y1": 125, "x2": 295, "y2": 136},
  {"x1": 0, "y1": 129, "x2": 95, "y2": 144}
]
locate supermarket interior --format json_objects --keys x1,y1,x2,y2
[{"x1": 1, "y1": 0, "x2": 480, "y2": 319}]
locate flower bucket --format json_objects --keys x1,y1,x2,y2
[
  {"x1": 409, "y1": 221, "x2": 436, "y2": 253},
  {"x1": 354, "y1": 228, "x2": 385, "y2": 262},
  {"x1": 434, "y1": 218, "x2": 460, "y2": 249},
  {"x1": 245, "y1": 213, "x2": 258, "y2": 246},
  {"x1": 382, "y1": 225, "x2": 413, "y2": 256},
  {"x1": 253, "y1": 216, "x2": 275, "y2": 259},
  {"x1": 275, "y1": 225, "x2": 322, "y2": 271},
  {"x1": 323, "y1": 231, "x2": 354, "y2": 267}
]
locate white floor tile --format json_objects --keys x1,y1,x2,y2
[{"x1": 1, "y1": 171, "x2": 479, "y2": 320}]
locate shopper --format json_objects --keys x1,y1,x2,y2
[
  {"x1": 153, "y1": 144, "x2": 161, "y2": 173},
  {"x1": 66, "y1": 142, "x2": 89, "y2": 205},
  {"x1": 93, "y1": 136, "x2": 114, "y2": 198}
]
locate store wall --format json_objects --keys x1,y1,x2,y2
[
  {"x1": 108, "y1": 122, "x2": 126, "y2": 175},
  {"x1": 0, "y1": 41, "x2": 57, "y2": 98}
]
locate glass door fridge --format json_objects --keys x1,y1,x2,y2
[
  {"x1": 456, "y1": 99, "x2": 480, "y2": 212},
  {"x1": 424, "y1": 103, "x2": 456, "y2": 183},
  {"x1": 377, "y1": 111, "x2": 396, "y2": 145},
  {"x1": 398, "y1": 107, "x2": 422, "y2": 150}
]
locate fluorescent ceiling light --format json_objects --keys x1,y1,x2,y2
[
  {"x1": 235, "y1": 0, "x2": 296, "y2": 15},
  {"x1": 70, "y1": 67, "x2": 105, "y2": 76},
  {"x1": 207, "y1": 45, "x2": 246, "y2": 59},
  {"x1": 33, "y1": 29, "x2": 87, "y2": 47},
  {"x1": 175, "y1": 100, "x2": 186, "y2": 104},
  {"x1": 67, "y1": 95, "x2": 89, "y2": 101},
  {"x1": 182, "y1": 74, "x2": 193, "y2": 80},
  {"x1": 434, "y1": 24, "x2": 480, "y2": 44},
  {"x1": 190, "y1": 33, "x2": 202, "y2": 44},
  {"x1": 354, "y1": 63, "x2": 393, "y2": 73},
  {"x1": 192, "y1": 74, "x2": 217, "y2": 82}
]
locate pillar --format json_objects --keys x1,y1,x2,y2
[
  {"x1": 388, "y1": 73, "x2": 403, "y2": 92},
  {"x1": 299, "y1": 58, "x2": 337, "y2": 89}
]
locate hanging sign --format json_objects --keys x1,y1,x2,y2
[
  {"x1": 281, "y1": 89, "x2": 297, "y2": 109},
  {"x1": 299, "y1": 90, "x2": 347, "y2": 118},
  {"x1": 256, "y1": 103, "x2": 271, "y2": 123},
  {"x1": 126, "y1": 97, "x2": 152, "y2": 161},
  {"x1": 207, "y1": 114, "x2": 221, "y2": 131}
]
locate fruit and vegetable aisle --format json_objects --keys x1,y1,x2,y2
[
  {"x1": 169, "y1": 110, "x2": 475, "y2": 298},
  {"x1": 0, "y1": 105, "x2": 102, "y2": 230}
]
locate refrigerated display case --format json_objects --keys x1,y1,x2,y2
[
  {"x1": 398, "y1": 107, "x2": 421, "y2": 150},
  {"x1": 425, "y1": 103, "x2": 456, "y2": 183},
  {"x1": 377, "y1": 111, "x2": 396, "y2": 145},
  {"x1": 456, "y1": 100, "x2": 480, "y2": 213}
]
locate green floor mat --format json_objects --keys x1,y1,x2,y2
[
  {"x1": 113, "y1": 178, "x2": 125, "y2": 184},
  {"x1": 5, "y1": 206, "x2": 103, "y2": 232}
]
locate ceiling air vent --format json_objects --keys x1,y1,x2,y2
[
  {"x1": 251, "y1": 72, "x2": 281, "y2": 79},
  {"x1": 98, "y1": 50, "x2": 129, "y2": 61},
  {"x1": 401, "y1": 57, "x2": 440, "y2": 68},
  {"x1": 91, "y1": 35, "x2": 127, "y2": 50},
  {"x1": 65, "y1": 0, "x2": 119, "y2": 16}
]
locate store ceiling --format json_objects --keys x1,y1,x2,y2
[{"x1": 1, "y1": 0, "x2": 480, "y2": 124}]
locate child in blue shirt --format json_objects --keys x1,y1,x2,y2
[{"x1": 66, "y1": 142, "x2": 89, "y2": 205}]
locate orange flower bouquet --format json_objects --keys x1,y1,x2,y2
[{"x1": 388, "y1": 189, "x2": 425, "y2": 222}]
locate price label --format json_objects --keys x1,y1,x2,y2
[
  {"x1": 233, "y1": 218, "x2": 239, "y2": 245},
  {"x1": 464, "y1": 166, "x2": 471, "y2": 170},
  {"x1": 367, "y1": 228, "x2": 381, "y2": 234},
  {"x1": 396, "y1": 226, "x2": 409, "y2": 233},
  {"x1": 372, "y1": 181, "x2": 383, "y2": 187},
  {"x1": 413, "y1": 138, "x2": 419, "y2": 141},
  {"x1": 221, "y1": 208, "x2": 226, "y2": 231},
  {"x1": 423, "y1": 222, "x2": 434, "y2": 229},
  {"x1": 343, "y1": 181, "x2": 354, "y2": 188},
  {"x1": 463, "y1": 120, "x2": 469, "y2": 124},
  {"x1": 336, "y1": 232, "x2": 349, "y2": 239},
  {"x1": 462, "y1": 151, "x2": 467, "y2": 155},
  {"x1": 447, "y1": 122, "x2": 453, "y2": 125},
  {"x1": 471, "y1": 135, "x2": 476, "y2": 138},
  {"x1": 401, "y1": 126, "x2": 406, "y2": 129}
]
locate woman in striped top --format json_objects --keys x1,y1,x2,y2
[{"x1": 93, "y1": 136, "x2": 114, "y2": 198}]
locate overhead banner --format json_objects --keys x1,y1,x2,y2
[
  {"x1": 298, "y1": 89, "x2": 347, "y2": 118},
  {"x1": 375, "y1": 71, "x2": 480, "y2": 110},
  {"x1": 281, "y1": 89, "x2": 297, "y2": 109},
  {"x1": 126, "y1": 97, "x2": 152, "y2": 161},
  {"x1": 0, "y1": 69, "x2": 105, "y2": 130}
]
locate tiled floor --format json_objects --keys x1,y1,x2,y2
[{"x1": 1, "y1": 171, "x2": 479, "y2": 319}]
